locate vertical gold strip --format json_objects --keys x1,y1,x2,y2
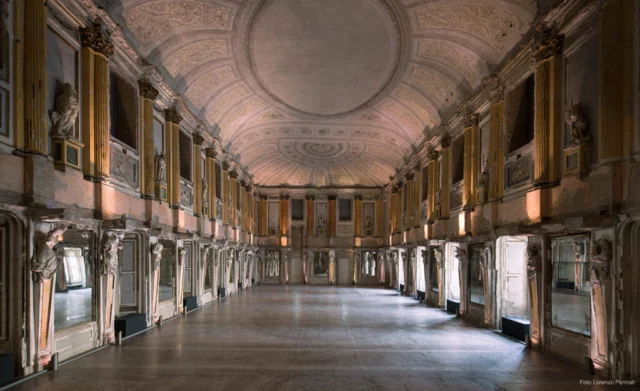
[
  {"x1": 171, "y1": 125, "x2": 180, "y2": 207},
  {"x1": 328, "y1": 196, "x2": 336, "y2": 237},
  {"x1": 470, "y1": 122, "x2": 480, "y2": 206},
  {"x1": 440, "y1": 147, "x2": 451, "y2": 219},
  {"x1": 488, "y1": 101, "x2": 504, "y2": 200},
  {"x1": 81, "y1": 48, "x2": 96, "y2": 177},
  {"x1": 165, "y1": 122, "x2": 174, "y2": 205},
  {"x1": 599, "y1": 0, "x2": 632, "y2": 161},
  {"x1": 193, "y1": 140, "x2": 203, "y2": 215},
  {"x1": 94, "y1": 54, "x2": 110, "y2": 178},
  {"x1": 375, "y1": 196, "x2": 382, "y2": 236},
  {"x1": 13, "y1": 0, "x2": 25, "y2": 150},
  {"x1": 260, "y1": 195, "x2": 267, "y2": 235},
  {"x1": 222, "y1": 167, "x2": 229, "y2": 224},
  {"x1": 23, "y1": 0, "x2": 47, "y2": 154},
  {"x1": 462, "y1": 127, "x2": 472, "y2": 208},
  {"x1": 140, "y1": 96, "x2": 155, "y2": 197}
]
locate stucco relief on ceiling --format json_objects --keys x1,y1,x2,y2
[
  {"x1": 113, "y1": 0, "x2": 536, "y2": 187},
  {"x1": 122, "y1": 0, "x2": 232, "y2": 46},
  {"x1": 414, "y1": 4, "x2": 527, "y2": 52},
  {"x1": 163, "y1": 39, "x2": 229, "y2": 77}
]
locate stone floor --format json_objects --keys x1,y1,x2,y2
[{"x1": 17, "y1": 286, "x2": 619, "y2": 390}]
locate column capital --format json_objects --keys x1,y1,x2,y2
[
  {"x1": 240, "y1": 180, "x2": 246, "y2": 187},
  {"x1": 328, "y1": 194, "x2": 337, "y2": 200},
  {"x1": 440, "y1": 133, "x2": 452, "y2": 149},
  {"x1": 463, "y1": 113, "x2": 479, "y2": 128},
  {"x1": 305, "y1": 194, "x2": 315, "y2": 200},
  {"x1": 229, "y1": 170, "x2": 238, "y2": 179},
  {"x1": 246, "y1": 185, "x2": 252, "y2": 193},
  {"x1": 427, "y1": 148, "x2": 439, "y2": 162},
  {"x1": 192, "y1": 132, "x2": 205, "y2": 146},
  {"x1": 260, "y1": 194, "x2": 268, "y2": 200},
  {"x1": 482, "y1": 74, "x2": 504, "y2": 104},
  {"x1": 205, "y1": 146, "x2": 217, "y2": 159},
  {"x1": 531, "y1": 24, "x2": 564, "y2": 64},
  {"x1": 164, "y1": 108, "x2": 183, "y2": 125},
  {"x1": 404, "y1": 172, "x2": 414, "y2": 181},
  {"x1": 354, "y1": 194, "x2": 363, "y2": 201},
  {"x1": 221, "y1": 161, "x2": 230, "y2": 170},
  {"x1": 138, "y1": 79, "x2": 159, "y2": 101},
  {"x1": 80, "y1": 21, "x2": 114, "y2": 58},
  {"x1": 279, "y1": 193, "x2": 290, "y2": 200}
]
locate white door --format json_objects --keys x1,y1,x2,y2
[{"x1": 502, "y1": 237, "x2": 529, "y2": 320}]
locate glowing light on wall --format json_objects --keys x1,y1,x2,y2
[
  {"x1": 458, "y1": 213, "x2": 466, "y2": 236},
  {"x1": 355, "y1": 237, "x2": 362, "y2": 247},
  {"x1": 423, "y1": 224, "x2": 429, "y2": 240},
  {"x1": 280, "y1": 236, "x2": 287, "y2": 247}
]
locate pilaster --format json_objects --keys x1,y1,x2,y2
[
  {"x1": 138, "y1": 79, "x2": 158, "y2": 198},
  {"x1": 165, "y1": 108, "x2": 182, "y2": 208},
  {"x1": 440, "y1": 134, "x2": 452, "y2": 220},
  {"x1": 598, "y1": 0, "x2": 634, "y2": 161},
  {"x1": 279, "y1": 193, "x2": 289, "y2": 237},
  {"x1": 426, "y1": 149, "x2": 438, "y2": 223},
  {"x1": 22, "y1": 0, "x2": 47, "y2": 155},
  {"x1": 221, "y1": 162, "x2": 230, "y2": 225},
  {"x1": 375, "y1": 196, "x2": 383, "y2": 236},
  {"x1": 192, "y1": 132, "x2": 204, "y2": 216},
  {"x1": 328, "y1": 195, "x2": 337, "y2": 237},
  {"x1": 205, "y1": 146, "x2": 217, "y2": 220},
  {"x1": 463, "y1": 113, "x2": 479, "y2": 210},
  {"x1": 354, "y1": 194, "x2": 363, "y2": 237},
  {"x1": 532, "y1": 25, "x2": 563, "y2": 187},
  {"x1": 484, "y1": 75, "x2": 505, "y2": 201},
  {"x1": 404, "y1": 173, "x2": 414, "y2": 231}
]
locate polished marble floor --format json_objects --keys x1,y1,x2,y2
[{"x1": 18, "y1": 285, "x2": 614, "y2": 390}]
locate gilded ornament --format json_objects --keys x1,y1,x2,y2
[
  {"x1": 138, "y1": 79, "x2": 159, "y2": 101},
  {"x1": 80, "y1": 21, "x2": 114, "y2": 58}
]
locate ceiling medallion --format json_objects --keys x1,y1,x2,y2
[{"x1": 236, "y1": 0, "x2": 410, "y2": 120}]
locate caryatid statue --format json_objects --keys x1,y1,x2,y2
[
  {"x1": 31, "y1": 224, "x2": 68, "y2": 283},
  {"x1": 102, "y1": 231, "x2": 125, "y2": 276}
]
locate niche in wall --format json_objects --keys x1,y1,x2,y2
[
  {"x1": 505, "y1": 75, "x2": 535, "y2": 155},
  {"x1": 109, "y1": 71, "x2": 137, "y2": 150}
]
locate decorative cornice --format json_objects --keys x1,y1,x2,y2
[
  {"x1": 440, "y1": 133, "x2": 452, "y2": 149},
  {"x1": 164, "y1": 107, "x2": 183, "y2": 125},
  {"x1": 138, "y1": 79, "x2": 159, "y2": 101},
  {"x1": 80, "y1": 19, "x2": 114, "y2": 58},
  {"x1": 531, "y1": 24, "x2": 564, "y2": 64},
  {"x1": 192, "y1": 132, "x2": 205, "y2": 146}
]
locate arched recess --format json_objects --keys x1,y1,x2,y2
[{"x1": 0, "y1": 211, "x2": 26, "y2": 375}]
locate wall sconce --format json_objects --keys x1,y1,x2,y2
[
  {"x1": 280, "y1": 236, "x2": 287, "y2": 247},
  {"x1": 355, "y1": 237, "x2": 362, "y2": 247},
  {"x1": 423, "y1": 224, "x2": 429, "y2": 240}
]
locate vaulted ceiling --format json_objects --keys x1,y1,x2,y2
[{"x1": 103, "y1": 0, "x2": 537, "y2": 187}]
